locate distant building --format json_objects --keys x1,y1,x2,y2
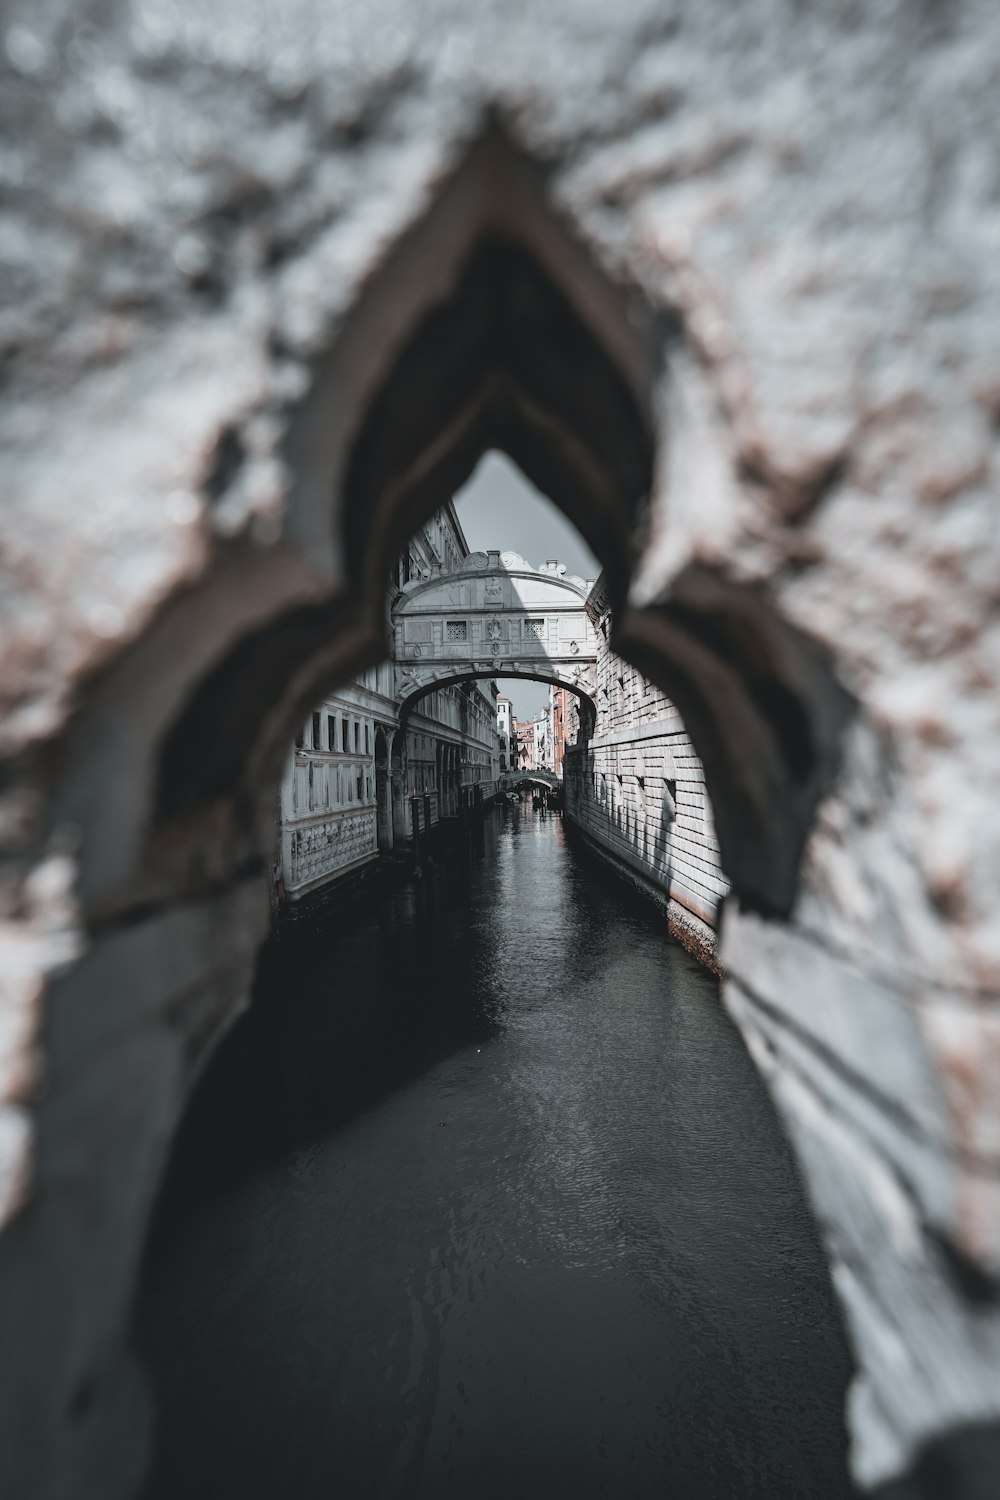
[
  {"x1": 549, "y1": 685, "x2": 578, "y2": 777},
  {"x1": 533, "y1": 710, "x2": 551, "y2": 771},
  {"x1": 496, "y1": 695, "x2": 513, "y2": 772},
  {"x1": 512, "y1": 716, "x2": 535, "y2": 771}
]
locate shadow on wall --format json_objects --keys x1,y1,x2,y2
[
  {"x1": 562, "y1": 742, "x2": 722, "y2": 974},
  {"x1": 567, "y1": 746, "x2": 675, "y2": 886}
]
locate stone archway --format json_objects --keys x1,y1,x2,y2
[{"x1": 1, "y1": 93, "x2": 997, "y2": 1500}]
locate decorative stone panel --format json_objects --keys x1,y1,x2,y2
[{"x1": 286, "y1": 811, "x2": 377, "y2": 894}]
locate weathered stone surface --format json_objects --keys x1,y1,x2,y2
[
  {"x1": 1, "y1": 2, "x2": 999, "y2": 1496},
  {"x1": 727, "y1": 947, "x2": 1000, "y2": 1489},
  {"x1": 0, "y1": 879, "x2": 267, "y2": 1500}
]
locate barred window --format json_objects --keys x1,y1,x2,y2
[
  {"x1": 524, "y1": 618, "x2": 545, "y2": 638},
  {"x1": 446, "y1": 620, "x2": 468, "y2": 641}
]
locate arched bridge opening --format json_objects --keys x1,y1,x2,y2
[
  {"x1": 511, "y1": 772, "x2": 560, "y2": 793},
  {"x1": 134, "y1": 129, "x2": 847, "y2": 938},
  {"x1": 397, "y1": 668, "x2": 596, "y2": 744}
]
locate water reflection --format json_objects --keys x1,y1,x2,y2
[{"x1": 135, "y1": 800, "x2": 856, "y2": 1500}]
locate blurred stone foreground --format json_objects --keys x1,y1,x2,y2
[{"x1": 1, "y1": 1, "x2": 1000, "y2": 1496}]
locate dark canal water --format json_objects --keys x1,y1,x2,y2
[{"x1": 135, "y1": 801, "x2": 857, "y2": 1500}]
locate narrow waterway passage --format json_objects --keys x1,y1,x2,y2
[{"x1": 135, "y1": 802, "x2": 857, "y2": 1500}]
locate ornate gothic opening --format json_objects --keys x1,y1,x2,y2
[
  {"x1": 8, "y1": 120, "x2": 862, "y2": 1500},
  {"x1": 49, "y1": 123, "x2": 849, "y2": 935}
]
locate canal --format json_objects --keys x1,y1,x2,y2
[{"x1": 134, "y1": 800, "x2": 857, "y2": 1499}]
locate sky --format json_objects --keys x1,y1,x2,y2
[{"x1": 453, "y1": 452, "x2": 599, "y2": 719}]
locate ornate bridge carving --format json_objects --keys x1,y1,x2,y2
[{"x1": 392, "y1": 550, "x2": 598, "y2": 711}]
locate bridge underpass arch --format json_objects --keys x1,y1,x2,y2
[
  {"x1": 397, "y1": 668, "x2": 597, "y2": 747},
  {"x1": 512, "y1": 771, "x2": 560, "y2": 790},
  {"x1": 9, "y1": 117, "x2": 975, "y2": 1500}
]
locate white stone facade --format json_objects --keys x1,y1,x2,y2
[
  {"x1": 279, "y1": 671, "x2": 385, "y2": 899},
  {"x1": 533, "y1": 711, "x2": 552, "y2": 771},
  {"x1": 276, "y1": 505, "x2": 503, "y2": 900},
  {"x1": 564, "y1": 583, "x2": 726, "y2": 948},
  {"x1": 496, "y1": 697, "x2": 513, "y2": 772}
]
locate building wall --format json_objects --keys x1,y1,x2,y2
[
  {"x1": 563, "y1": 582, "x2": 727, "y2": 959},
  {"x1": 550, "y1": 686, "x2": 577, "y2": 777},
  {"x1": 406, "y1": 680, "x2": 501, "y2": 819},
  {"x1": 512, "y1": 718, "x2": 535, "y2": 771},
  {"x1": 533, "y1": 712, "x2": 550, "y2": 770},
  {"x1": 279, "y1": 672, "x2": 387, "y2": 899},
  {"x1": 276, "y1": 506, "x2": 502, "y2": 901},
  {"x1": 496, "y1": 697, "x2": 513, "y2": 772}
]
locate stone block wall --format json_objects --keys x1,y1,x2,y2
[
  {"x1": 279, "y1": 691, "x2": 381, "y2": 899},
  {"x1": 565, "y1": 715, "x2": 724, "y2": 928},
  {"x1": 564, "y1": 588, "x2": 726, "y2": 962}
]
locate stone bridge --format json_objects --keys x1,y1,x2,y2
[
  {"x1": 392, "y1": 550, "x2": 598, "y2": 717},
  {"x1": 511, "y1": 769, "x2": 560, "y2": 789}
]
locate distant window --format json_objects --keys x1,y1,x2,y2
[
  {"x1": 446, "y1": 620, "x2": 468, "y2": 642},
  {"x1": 364, "y1": 723, "x2": 370, "y2": 754},
  {"x1": 354, "y1": 721, "x2": 360, "y2": 752},
  {"x1": 357, "y1": 768, "x2": 364, "y2": 800},
  {"x1": 327, "y1": 714, "x2": 335, "y2": 749},
  {"x1": 312, "y1": 711, "x2": 322, "y2": 750},
  {"x1": 342, "y1": 718, "x2": 349, "y2": 752}
]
